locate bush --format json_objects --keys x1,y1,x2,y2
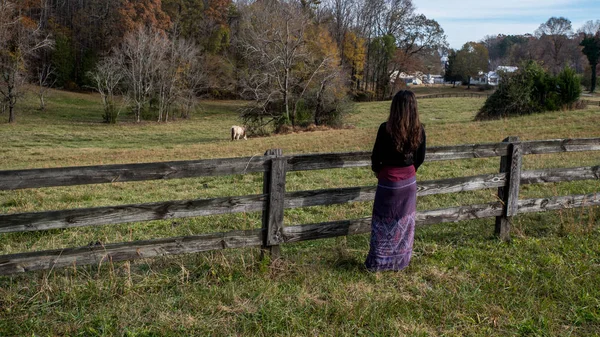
[
  {"x1": 351, "y1": 90, "x2": 376, "y2": 102},
  {"x1": 476, "y1": 61, "x2": 582, "y2": 120},
  {"x1": 294, "y1": 99, "x2": 313, "y2": 127},
  {"x1": 478, "y1": 84, "x2": 494, "y2": 91},
  {"x1": 476, "y1": 69, "x2": 536, "y2": 119},
  {"x1": 556, "y1": 67, "x2": 582, "y2": 109},
  {"x1": 581, "y1": 66, "x2": 593, "y2": 92},
  {"x1": 574, "y1": 100, "x2": 588, "y2": 110},
  {"x1": 102, "y1": 102, "x2": 119, "y2": 124}
]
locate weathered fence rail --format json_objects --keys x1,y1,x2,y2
[
  {"x1": 581, "y1": 99, "x2": 600, "y2": 107},
  {"x1": 417, "y1": 93, "x2": 492, "y2": 99},
  {"x1": 1, "y1": 137, "x2": 599, "y2": 275}
]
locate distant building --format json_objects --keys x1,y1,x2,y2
[
  {"x1": 470, "y1": 66, "x2": 518, "y2": 86},
  {"x1": 391, "y1": 71, "x2": 444, "y2": 86}
]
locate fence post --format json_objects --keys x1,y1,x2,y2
[
  {"x1": 261, "y1": 149, "x2": 286, "y2": 260},
  {"x1": 495, "y1": 136, "x2": 522, "y2": 241}
]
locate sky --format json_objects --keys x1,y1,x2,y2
[{"x1": 412, "y1": 0, "x2": 600, "y2": 49}]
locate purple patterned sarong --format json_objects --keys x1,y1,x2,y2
[{"x1": 365, "y1": 176, "x2": 417, "y2": 272}]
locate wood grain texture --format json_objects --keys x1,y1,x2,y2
[
  {"x1": 262, "y1": 149, "x2": 283, "y2": 258},
  {"x1": 0, "y1": 195, "x2": 266, "y2": 234},
  {"x1": 0, "y1": 229, "x2": 263, "y2": 275},
  {"x1": 282, "y1": 202, "x2": 504, "y2": 243},
  {"x1": 521, "y1": 166, "x2": 600, "y2": 184},
  {"x1": 0, "y1": 156, "x2": 273, "y2": 191},
  {"x1": 286, "y1": 152, "x2": 371, "y2": 171},
  {"x1": 2, "y1": 165, "x2": 597, "y2": 235},
  {"x1": 266, "y1": 157, "x2": 287, "y2": 246},
  {"x1": 522, "y1": 138, "x2": 600, "y2": 155},
  {"x1": 506, "y1": 142, "x2": 522, "y2": 217},
  {"x1": 495, "y1": 136, "x2": 519, "y2": 240},
  {"x1": 284, "y1": 173, "x2": 506, "y2": 209},
  {"x1": 2, "y1": 194, "x2": 598, "y2": 275},
  {"x1": 2, "y1": 138, "x2": 597, "y2": 191},
  {"x1": 518, "y1": 193, "x2": 600, "y2": 214}
]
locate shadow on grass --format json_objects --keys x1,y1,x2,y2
[{"x1": 330, "y1": 255, "x2": 367, "y2": 273}]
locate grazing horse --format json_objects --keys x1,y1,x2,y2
[{"x1": 231, "y1": 125, "x2": 247, "y2": 141}]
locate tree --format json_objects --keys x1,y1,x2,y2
[
  {"x1": 236, "y1": 0, "x2": 312, "y2": 127},
  {"x1": 155, "y1": 38, "x2": 202, "y2": 122},
  {"x1": 342, "y1": 31, "x2": 366, "y2": 90},
  {"x1": 0, "y1": 0, "x2": 53, "y2": 123},
  {"x1": 35, "y1": 63, "x2": 55, "y2": 111},
  {"x1": 454, "y1": 42, "x2": 489, "y2": 89},
  {"x1": 115, "y1": 27, "x2": 168, "y2": 123},
  {"x1": 535, "y1": 17, "x2": 573, "y2": 74},
  {"x1": 304, "y1": 24, "x2": 343, "y2": 126},
  {"x1": 443, "y1": 49, "x2": 462, "y2": 86},
  {"x1": 89, "y1": 55, "x2": 125, "y2": 123},
  {"x1": 579, "y1": 20, "x2": 600, "y2": 92}
]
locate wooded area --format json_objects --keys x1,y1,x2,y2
[
  {"x1": 0, "y1": 137, "x2": 598, "y2": 275},
  {"x1": 2, "y1": 1, "x2": 600, "y2": 129}
]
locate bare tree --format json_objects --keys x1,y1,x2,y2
[
  {"x1": 324, "y1": 0, "x2": 357, "y2": 48},
  {"x1": 115, "y1": 27, "x2": 167, "y2": 123},
  {"x1": 89, "y1": 55, "x2": 125, "y2": 123},
  {"x1": 0, "y1": 0, "x2": 53, "y2": 123},
  {"x1": 35, "y1": 63, "x2": 55, "y2": 111},
  {"x1": 535, "y1": 17, "x2": 573, "y2": 74},
  {"x1": 179, "y1": 55, "x2": 206, "y2": 120},
  {"x1": 236, "y1": 0, "x2": 311, "y2": 126},
  {"x1": 155, "y1": 38, "x2": 201, "y2": 122}
]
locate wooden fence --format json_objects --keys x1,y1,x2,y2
[
  {"x1": 417, "y1": 93, "x2": 492, "y2": 99},
  {"x1": 1, "y1": 137, "x2": 599, "y2": 275},
  {"x1": 582, "y1": 99, "x2": 600, "y2": 107}
]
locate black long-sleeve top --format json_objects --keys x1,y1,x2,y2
[{"x1": 371, "y1": 122, "x2": 426, "y2": 173}]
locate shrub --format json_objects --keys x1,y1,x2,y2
[
  {"x1": 102, "y1": 102, "x2": 119, "y2": 124},
  {"x1": 556, "y1": 67, "x2": 582, "y2": 109},
  {"x1": 351, "y1": 90, "x2": 376, "y2": 102},
  {"x1": 476, "y1": 69, "x2": 536, "y2": 119},
  {"x1": 476, "y1": 61, "x2": 582, "y2": 120},
  {"x1": 574, "y1": 100, "x2": 588, "y2": 110},
  {"x1": 478, "y1": 84, "x2": 494, "y2": 91}
]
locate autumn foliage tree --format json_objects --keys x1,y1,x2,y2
[{"x1": 236, "y1": 0, "x2": 346, "y2": 132}]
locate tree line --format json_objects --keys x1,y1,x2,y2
[
  {"x1": 445, "y1": 17, "x2": 600, "y2": 93},
  {"x1": 0, "y1": 0, "x2": 448, "y2": 127},
  {"x1": 2, "y1": 1, "x2": 600, "y2": 128}
]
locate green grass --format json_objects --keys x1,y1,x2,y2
[{"x1": 0, "y1": 87, "x2": 599, "y2": 336}]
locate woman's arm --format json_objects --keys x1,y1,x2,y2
[
  {"x1": 413, "y1": 127, "x2": 426, "y2": 171},
  {"x1": 371, "y1": 124, "x2": 385, "y2": 173}
]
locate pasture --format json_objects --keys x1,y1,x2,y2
[{"x1": 1, "y1": 87, "x2": 600, "y2": 336}]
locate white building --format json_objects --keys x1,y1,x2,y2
[{"x1": 470, "y1": 66, "x2": 518, "y2": 86}]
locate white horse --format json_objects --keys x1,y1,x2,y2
[{"x1": 231, "y1": 125, "x2": 247, "y2": 141}]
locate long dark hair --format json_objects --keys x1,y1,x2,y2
[{"x1": 386, "y1": 90, "x2": 422, "y2": 154}]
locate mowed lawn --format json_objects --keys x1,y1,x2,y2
[{"x1": 0, "y1": 87, "x2": 599, "y2": 336}]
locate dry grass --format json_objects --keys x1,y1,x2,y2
[{"x1": 0, "y1": 88, "x2": 599, "y2": 336}]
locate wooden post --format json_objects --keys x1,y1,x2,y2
[
  {"x1": 495, "y1": 137, "x2": 522, "y2": 241},
  {"x1": 261, "y1": 149, "x2": 286, "y2": 260}
]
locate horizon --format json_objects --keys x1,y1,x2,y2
[{"x1": 413, "y1": 0, "x2": 600, "y2": 49}]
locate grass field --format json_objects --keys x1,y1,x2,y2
[{"x1": 1, "y1": 87, "x2": 599, "y2": 336}]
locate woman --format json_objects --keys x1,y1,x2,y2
[{"x1": 366, "y1": 90, "x2": 426, "y2": 272}]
